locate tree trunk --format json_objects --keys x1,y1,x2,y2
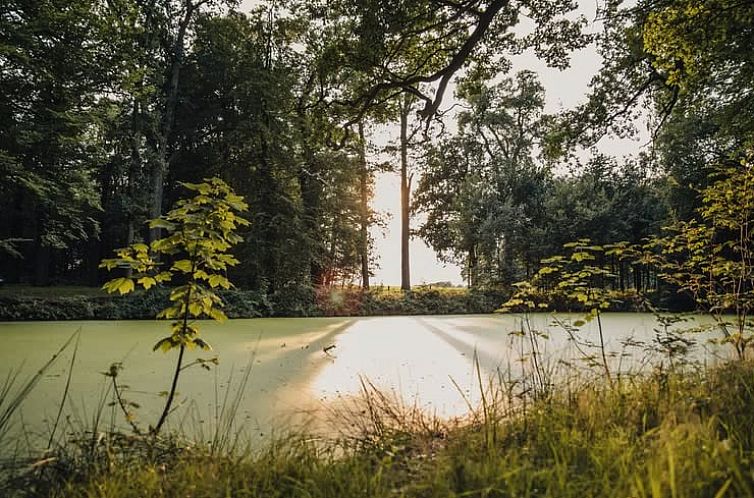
[
  {"x1": 502, "y1": 232, "x2": 514, "y2": 284},
  {"x1": 619, "y1": 260, "x2": 625, "y2": 291},
  {"x1": 149, "y1": 6, "x2": 195, "y2": 243},
  {"x1": 297, "y1": 131, "x2": 324, "y2": 286},
  {"x1": 34, "y1": 243, "x2": 51, "y2": 286},
  {"x1": 124, "y1": 105, "x2": 141, "y2": 277},
  {"x1": 358, "y1": 122, "x2": 370, "y2": 289},
  {"x1": 468, "y1": 245, "x2": 478, "y2": 288},
  {"x1": 400, "y1": 95, "x2": 411, "y2": 291},
  {"x1": 327, "y1": 220, "x2": 338, "y2": 287},
  {"x1": 296, "y1": 74, "x2": 325, "y2": 286}
]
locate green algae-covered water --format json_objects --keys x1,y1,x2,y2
[{"x1": 0, "y1": 313, "x2": 727, "y2": 451}]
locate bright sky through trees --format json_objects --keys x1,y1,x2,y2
[{"x1": 237, "y1": 0, "x2": 644, "y2": 286}]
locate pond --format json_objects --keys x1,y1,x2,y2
[{"x1": 0, "y1": 313, "x2": 728, "y2": 451}]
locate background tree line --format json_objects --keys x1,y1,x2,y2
[
  {"x1": 1, "y1": 0, "x2": 751, "y2": 308},
  {"x1": 1, "y1": 0, "x2": 380, "y2": 294},
  {"x1": 415, "y1": 0, "x2": 754, "y2": 301}
]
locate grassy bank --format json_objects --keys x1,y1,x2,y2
[
  {"x1": 0, "y1": 285, "x2": 509, "y2": 321},
  {"x1": 0, "y1": 285, "x2": 658, "y2": 321},
  {"x1": 7, "y1": 360, "x2": 754, "y2": 497}
]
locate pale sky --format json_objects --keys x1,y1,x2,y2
[{"x1": 238, "y1": 0, "x2": 646, "y2": 286}]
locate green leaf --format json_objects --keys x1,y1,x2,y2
[
  {"x1": 193, "y1": 338, "x2": 212, "y2": 351},
  {"x1": 103, "y1": 277, "x2": 135, "y2": 295},
  {"x1": 538, "y1": 266, "x2": 559, "y2": 275},
  {"x1": 571, "y1": 251, "x2": 595, "y2": 263},
  {"x1": 172, "y1": 260, "x2": 193, "y2": 272},
  {"x1": 188, "y1": 302, "x2": 203, "y2": 317},
  {"x1": 148, "y1": 218, "x2": 176, "y2": 230},
  {"x1": 155, "y1": 271, "x2": 173, "y2": 283},
  {"x1": 156, "y1": 306, "x2": 180, "y2": 319},
  {"x1": 137, "y1": 276, "x2": 156, "y2": 290},
  {"x1": 209, "y1": 308, "x2": 228, "y2": 322},
  {"x1": 153, "y1": 337, "x2": 176, "y2": 353},
  {"x1": 169, "y1": 287, "x2": 188, "y2": 302},
  {"x1": 208, "y1": 274, "x2": 230, "y2": 289}
]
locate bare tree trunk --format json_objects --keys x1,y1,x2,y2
[
  {"x1": 149, "y1": 4, "x2": 197, "y2": 243},
  {"x1": 296, "y1": 73, "x2": 325, "y2": 286},
  {"x1": 468, "y1": 245, "x2": 477, "y2": 288},
  {"x1": 400, "y1": 95, "x2": 411, "y2": 291},
  {"x1": 358, "y1": 122, "x2": 370, "y2": 289}
]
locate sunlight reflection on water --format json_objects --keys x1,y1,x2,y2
[
  {"x1": 0, "y1": 313, "x2": 729, "y2": 450},
  {"x1": 309, "y1": 317, "x2": 481, "y2": 418}
]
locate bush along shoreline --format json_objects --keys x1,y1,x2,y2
[
  {"x1": 0, "y1": 285, "x2": 687, "y2": 322},
  {"x1": 0, "y1": 286, "x2": 505, "y2": 321},
  {"x1": 0, "y1": 288, "x2": 271, "y2": 321}
]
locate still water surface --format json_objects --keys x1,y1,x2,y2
[{"x1": 0, "y1": 313, "x2": 727, "y2": 447}]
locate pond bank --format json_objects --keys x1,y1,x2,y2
[
  {"x1": 0, "y1": 286, "x2": 510, "y2": 321},
  {"x1": 0, "y1": 286, "x2": 658, "y2": 321}
]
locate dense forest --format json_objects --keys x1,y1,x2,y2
[{"x1": 1, "y1": 0, "x2": 752, "y2": 304}]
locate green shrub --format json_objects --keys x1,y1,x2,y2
[
  {"x1": 0, "y1": 289, "x2": 272, "y2": 322},
  {"x1": 0, "y1": 285, "x2": 513, "y2": 320},
  {"x1": 268, "y1": 283, "x2": 319, "y2": 317}
]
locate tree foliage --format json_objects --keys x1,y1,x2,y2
[
  {"x1": 651, "y1": 156, "x2": 754, "y2": 359},
  {"x1": 0, "y1": 0, "x2": 752, "y2": 325},
  {"x1": 100, "y1": 178, "x2": 248, "y2": 433}
]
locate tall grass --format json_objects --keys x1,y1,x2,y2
[
  {"x1": 4, "y1": 357, "x2": 747, "y2": 498},
  {"x1": 0, "y1": 331, "x2": 79, "y2": 447},
  {"x1": 0, "y1": 331, "x2": 80, "y2": 496}
]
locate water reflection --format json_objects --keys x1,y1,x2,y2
[
  {"x1": 0, "y1": 313, "x2": 731, "y2": 450},
  {"x1": 303, "y1": 313, "x2": 728, "y2": 421},
  {"x1": 308, "y1": 317, "x2": 482, "y2": 418}
]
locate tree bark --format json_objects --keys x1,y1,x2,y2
[
  {"x1": 358, "y1": 122, "x2": 370, "y2": 289},
  {"x1": 296, "y1": 107, "x2": 324, "y2": 285},
  {"x1": 34, "y1": 243, "x2": 51, "y2": 286},
  {"x1": 468, "y1": 245, "x2": 478, "y2": 288},
  {"x1": 400, "y1": 95, "x2": 411, "y2": 291},
  {"x1": 149, "y1": 3, "x2": 197, "y2": 243}
]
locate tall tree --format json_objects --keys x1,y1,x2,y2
[
  {"x1": 357, "y1": 122, "x2": 371, "y2": 289},
  {"x1": 551, "y1": 0, "x2": 754, "y2": 219},
  {"x1": 0, "y1": 0, "x2": 109, "y2": 284},
  {"x1": 399, "y1": 94, "x2": 422, "y2": 290},
  {"x1": 146, "y1": 0, "x2": 238, "y2": 243},
  {"x1": 415, "y1": 71, "x2": 550, "y2": 287}
]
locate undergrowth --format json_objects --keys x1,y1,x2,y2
[{"x1": 0, "y1": 286, "x2": 651, "y2": 321}]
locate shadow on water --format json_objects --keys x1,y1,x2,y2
[{"x1": 416, "y1": 316, "x2": 508, "y2": 372}]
